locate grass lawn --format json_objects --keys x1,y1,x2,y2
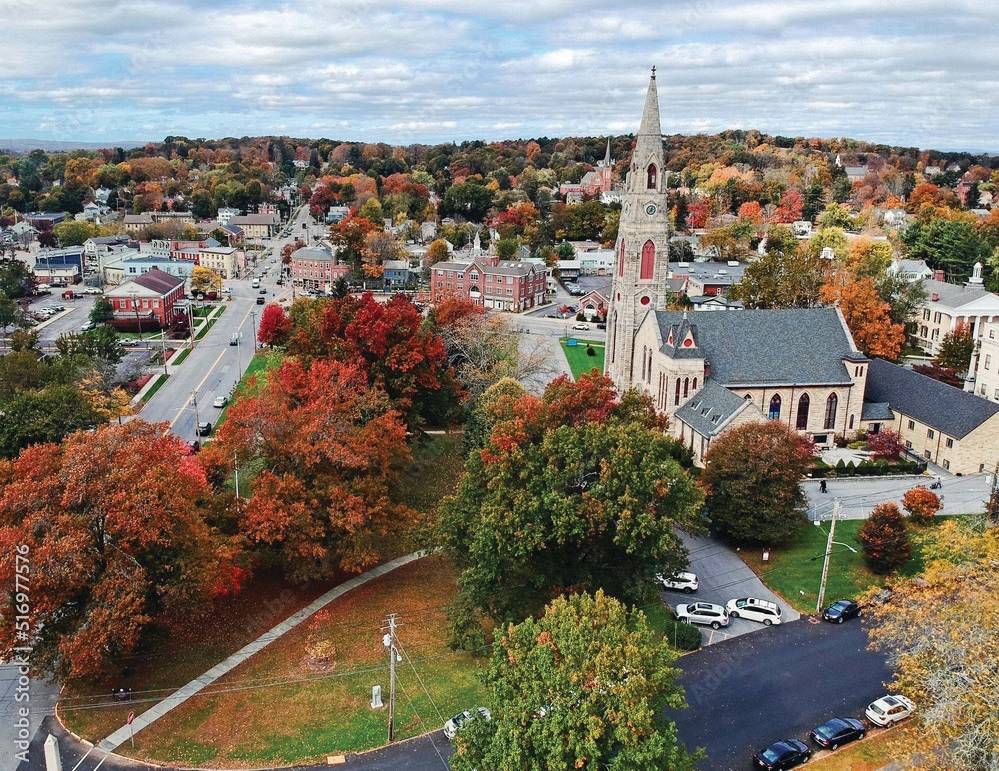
[
  {"x1": 211, "y1": 350, "x2": 284, "y2": 436},
  {"x1": 560, "y1": 338, "x2": 605, "y2": 380},
  {"x1": 810, "y1": 725, "x2": 917, "y2": 770},
  {"x1": 170, "y1": 346, "x2": 191, "y2": 366},
  {"x1": 126, "y1": 555, "x2": 486, "y2": 767},
  {"x1": 740, "y1": 517, "x2": 964, "y2": 614},
  {"x1": 139, "y1": 373, "x2": 168, "y2": 403}
]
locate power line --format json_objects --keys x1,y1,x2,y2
[{"x1": 393, "y1": 672, "x2": 450, "y2": 771}]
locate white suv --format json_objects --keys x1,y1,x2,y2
[
  {"x1": 725, "y1": 597, "x2": 782, "y2": 626},
  {"x1": 443, "y1": 706, "x2": 491, "y2": 740},
  {"x1": 865, "y1": 695, "x2": 914, "y2": 726},
  {"x1": 675, "y1": 602, "x2": 729, "y2": 630},
  {"x1": 657, "y1": 571, "x2": 698, "y2": 593}
]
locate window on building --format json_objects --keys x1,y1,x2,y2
[
  {"x1": 641, "y1": 346, "x2": 647, "y2": 380},
  {"x1": 617, "y1": 239, "x2": 625, "y2": 276},
  {"x1": 683, "y1": 377, "x2": 689, "y2": 398},
  {"x1": 923, "y1": 309, "x2": 930, "y2": 320},
  {"x1": 768, "y1": 394, "x2": 781, "y2": 420},
  {"x1": 905, "y1": 440, "x2": 912, "y2": 449},
  {"x1": 849, "y1": 414, "x2": 854, "y2": 429},
  {"x1": 924, "y1": 449, "x2": 931, "y2": 459},
  {"x1": 943, "y1": 459, "x2": 950, "y2": 470},
  {"x1": 945, "y1": 437, "x2": 953, "y2": 448},
  {"x1": 907, "y1": 419, "x2": 915, "y2": 430},
  {"x1": 646, "y1": 164, "x2": 657, "y2": 189},
  {"x1": 674, "y1": 378, "x2": 681, "y2": 406},
  {"x1": 927, "y1": 429, "x2": 934, "y2": 439},
  {"x1": 692, "y1": 377, "x2": 697, "y2": 391},
  {"x1": 795, "y1": 393, "x2": 809, "y2": 430},
  {"x1": 823, "y1": 393, "x2": 838, "y2": 429},
  {"x1": 640, "y1": 240, "x2": 655, "y2": 280},
  {"x1": 986, "y1": 354, "x2": 992, "y2": 370}
]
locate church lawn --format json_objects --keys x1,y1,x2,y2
[
  {"x1": 560, "y1": 338, "x2": 606, "y2": 380},
  {"x1": 125, "y1": 555, "x2": 486, "y2": 768},
  {"x1": 809, "y1": 725, "x2": 918, "y2": 770},
  {"x1": 740, "y1": 517, "x2": 966, "y2": 614}
]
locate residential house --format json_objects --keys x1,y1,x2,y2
[
  {"x1": 105, "y1": 268, "x2": 186, "y2": 329},
  {"x1": 230, "y1": 213, "x2": 280, "y2": 238},
  {"x1": 676, "y1": 260, "x2": 747, "y2": 298},
  {"x1": 216, "y1": 207, "x2": 241, "y2": 226},
  {"x1": 198, "y1": 245, "x2": 244, "y2": 279},
  {"x1": 864, "y1": 358, "x2": 999, "y2": 474},
  {"x1": 382, "y1": 260, "x2": 413, "y2": 288},
  {"x1": 886, "y1": 258, "x2": 933, "y2": 283}
]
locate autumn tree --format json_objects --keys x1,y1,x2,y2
[
  {"x1": 190, "y1": 265, "x2": 222, "y2": 295},
  {"x1": 858, "y1": 502, "x2": 911, "y2": 574},
  {"x1": 820, "y1": 272, "x2": 905, "y2": 360},
  {"x1": 934, "y1": 321, "x2": 975, "y2": 372},
  {"x1": 440, "y1": 374, "x2": 702, "y2": 640},
  {"x1": 204, "y1": 358, "x2": 411, "y2": 581},
  {"x1": 902, "y1": 486, "x2": 942, "y2": 525},
  {"x1": 701, "y1": 421, "x2": 813, "y2": 544},
  {"x1": 0, "y1": 421, "x2": 219, "y2": 679},
  {"x1": 329, "y1": 214, "x2": 378, "y2": 270},
  {"x1": 866, "y1": 428, "x2": 905, "y2": 461},
  {"x1": 730, "y1": 248, "x2": 826, "y2": 309},
  {"x1": 450, "y1": 591, "x2": 697, "y2": 771},
  {"x1": 257, "y1": 303, "x2": 291, "y2": 346},
  {"x1": 425, "y1": 238, "x2": 450, "y2": 267},
  {"x1": 865, "y1": 519, "x2": 999, "y2": 770}
]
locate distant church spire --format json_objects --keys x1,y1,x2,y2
[{"x1": 603, "y1": 137, "x2": 611, "y2": 165}]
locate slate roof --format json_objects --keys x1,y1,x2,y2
[
  {"x1": 864, "y1": 358, "x2": 999, "y2": 439},
  {"x1": 292, "y1": 245, "x2": 335, "y2": 262},
  {"x1": 433, "y1": 259, "x2": 538, "y2": 277},
  {"x1": 674, "y1": 381, "x2": 752, "y2": 437},
  {"x1": 922, "y1": 279, "x2": 997, "y2": 309},
  {"x1": 131, "y1": 267, "x2": 184, "y2": 294},
  {"x1": 861, "y1": 401, "x2": 895, "y2": 421},
  {"x1": 654, "y1": 308, "x2": 865, "y2": 386}
]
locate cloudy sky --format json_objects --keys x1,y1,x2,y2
[{"x1": 1, "y1": 0, "x2": 996, "y2": 151}]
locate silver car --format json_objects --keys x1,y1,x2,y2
[{"x1": 675, "y1": 602, "x2": 730, "y2": 630}]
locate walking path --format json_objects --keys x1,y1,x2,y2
[{"x1": 96, "y1": 551, "x2": 427, "y2": 752}]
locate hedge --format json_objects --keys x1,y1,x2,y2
[{"x1": 663, "y1": 619, "x2": 703, "y2": 651}]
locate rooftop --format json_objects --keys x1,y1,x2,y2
[
  {"x1": 674, "y1": 381, "x2": 754, "y2": 437},
  {"x1": 864, "y1": 358, "x2": 999, "y2": 439},
  {"x1": 922, "y1": 278, "x2": 998, "y2": 309}
]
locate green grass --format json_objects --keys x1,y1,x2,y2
[
  {"x1": 169, "y1": 347, "x2": 190, "y2": 366},
  {"x1": 140, "y1": 373, "x2": 169, "y2": 403},
  {"x1": 741, "y1": 516, "x2": 962, "y2": 614},
  {"x1": 560, "y1": 338, "x2": 605, "y2": 380},
  {"x1": 211, "y1": 350, "x2": 284, "y2": 437}
]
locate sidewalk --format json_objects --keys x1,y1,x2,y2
[{"x1": 96, "y1": 551, "x2": 427, "y2": 753}]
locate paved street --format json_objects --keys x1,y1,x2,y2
[
  {"x1": 660, "y1": 533, "x2": 800, "y2": 646},
  {"x1": 21, "y1": 619, "x2": 890, "y2": 771},
  {"x1": 0, "y1": 665, "x2": 58, "y2": 771},
  {"x1": 137, "y1": 205, "x2": 310, "y2": 443}
]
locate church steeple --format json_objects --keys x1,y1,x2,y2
[
  {"x1": 604, "y1": 67, "x2": 671, "y2": 391},
  {"x1": 602, "y1": 137, "x2": 611, "y2": 166}
]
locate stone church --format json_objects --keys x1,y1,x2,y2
[{"x1": 605, "y1": 70, "x2": 872, "y2": 464}]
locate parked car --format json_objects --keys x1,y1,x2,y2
[
  {"x1": 212, "y1": 395, "x2": 227, "y2": 409},
  {"x1": 81, "y1": 286, "x2": 102, "y2": 295},
  {"x1": 674, "y1": 602, "x2": 729, "y2": 630},
  {"x1": 865, "y1": 695, "x2": 914, "y2": 726},
  {"x1": 752, "y1": 739, "x2": 812, "y2": 770},
  {"x1": 726, "y1": 597, "x2": 782, "y2": 626},
  {"x1": 572, "y1": 322, "x2": 589, "y2": 330},
  {"x1": 822, "y1": 599, "x2": 861, "y2": 623},
  {"x1": 196, "y1": 421, "x2": 212, "y2": 436},
  {"x1": 258, "y1": 287, "x2": 267, "y2": 295},
  {"x1": 79, "y1": 320, "x2": 96, "y2": 332},
  {"x1": 810, "y1": 717, "x2": 865, "y2": 749},
  {"x1": 656, "y1": 571, "x2": 698, "y2": 593},
  {"x1": 443, "y1": 707, "x2": 491, "y2": 741}
]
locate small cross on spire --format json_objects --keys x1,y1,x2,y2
[{"x1": 651, "y1": 65, "x2": 656, "y2": 79}]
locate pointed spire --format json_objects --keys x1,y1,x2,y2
[
  {"x1": 603, "y1": 137, "x2": 611, "y2": 164},
  {"x1": 637, "y1": 68, "x2": 661, "y2": 138}
]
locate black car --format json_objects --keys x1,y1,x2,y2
[
  {"x1": 256, "y1": 296, "x2": 265, "y2": 305},
  {"x1": 196, "y1": 421, "x2": 212, "y2": 437},
  {"x1": 752, "y1": 739, "x2": 812, "y2": 770},
  {"x1": 823, "y1": 599, "x2": 861, "y2": 623},
  {"x1": 810, "y1": 717, "x2": 865, "y2": 749}
]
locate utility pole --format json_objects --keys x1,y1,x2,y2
[
  {"x1": 250, "y1": 310, "x2": 257, "y2": 351},
  {"x1": 383, "y1": 614, "x2": 398, "y2": 743},
  {"x1": 816, "y1": 497, "x2": 840, "y2": 614},
  {"x1": 192, "y1": 391, "x2": 201, "y2": 434},
  {"x1": 233, "y1": 450, "x2": 240, "y2": 510},
  {"x1": 159, "y1": 328, "x2": 168, "y2": 376},
  {"x1": 187, "y1": 303, "x2": 196, "y2": 350},
  {"x1": 987, "y1": 462, "x2": 999, "y2": 527}
]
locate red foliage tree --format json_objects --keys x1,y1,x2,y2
[
  {"x1": 205, "y1": 358, "x2": 412, "y2": 581},
  {"x1": 867, "y1": 429, "x2": 905, "y2": 460},
  {"x1": 433, "y1": 296, "x2": 484, "y2": 328},
  {"x1": 737, "y1": 201, "x2": 763, "y2": 224},
  {"x1": 902, "y1": 486, "x2": 942, "y2": 525},
  {"x1": 773, "y1": 189, "x2": 804, "y2": 223},
  {"x1": 859, "y1": 502, "x2": 911, "y2": 574},
  {"x1": 258, "y1": 303, "x2": 292, "y2": 346},
  {"x1": 687, "y1": 200, "x2": 710, "y2": 229},
  {"x1": 0, "y1": 421, "x2": 218, "y2": 679}
]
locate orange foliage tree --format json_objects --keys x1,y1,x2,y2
[
  {"x1": 0, "y1": 421, "x2": 218, "y2": 679},
  {"x1": 820, "y1": 272, "x2": 905, "y2": 360},
  {"x1": 204, "y1": 358, "x2": 412, "y2": 582},
  {"x1": 902, "y1": 486, "x2": 943, "y2": 525}
]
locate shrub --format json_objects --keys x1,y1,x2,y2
[
  {"x1": 664, "y1": 618, "x2": 702, "y2": 651},
  {"x1": 902, "y1": 486, "x2": 942, "y2": 525},
  {"x1": 833, "y1": 433, "x2": 849, "y2": 448},
  {"x1": 586, "y1": 344, "x2": 596, "y2": 357},
  {"x1": 867, "y1": 429, "x2": 905, "y2": 461},
  {"x1": 859, "y1": 502, "x2": 911, "y2": 574}
]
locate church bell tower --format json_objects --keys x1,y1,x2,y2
[{"x1": 605, "y1": 67, "x2": 671, "y2": 390}]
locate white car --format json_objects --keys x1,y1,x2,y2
[
  {"x1": 571, "y1": 322, "x2": 589, "y2": 330},
  {"x1": 81, "y1": 286, "x2": 103, "y2": 295},
  {"x1": 213, "y1": 395, "x2": 227, "y2": 409},
  {"x1": 443, "y1": 706, "x2": 491, "y2": 741},
  {"x1": 725, "y1": 597, "x2": 782, "y2": 626},
  {"x1": 656, "y1": 571, "x2": 698, "y2": 593},
  {"x1": 865, "y1": 695, "x2": 914, "y2": 726},
  {"x1": 675, "y1": 602, "x2": 730, "y2": 630}
]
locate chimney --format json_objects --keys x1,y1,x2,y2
[
  {"x1": 931, "y1": 292, "x2": 940, "y2": 302},
  {"x1": 933, "y1": 269, "x2": 945, "y2": 282},
  {"x1": 704, "y1": 360, "x2": 712, "y2": 379}
]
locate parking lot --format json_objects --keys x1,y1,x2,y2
[
  {"x1": 659, "y1": 532, "x2": 800, "y2": 646},
  {"x1": 24, "y1": 291, "x2": 99, "y2": 343}
]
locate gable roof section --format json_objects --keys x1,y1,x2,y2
[
  {"x1": 131, "y1": 267, "x2": 184, "y2": 295},
  {"x1": 654, "y1": 308, "x2": 864, "y2": 386},
  {"x1": 865, "y1": 358, "x2": 999, "y2": 438},
  {"x1": 922, "y1": 279, "x2": 998, "y2": 310},
  {"x1": 674, "y1": 381, "x2": 753, "y2": 437}
]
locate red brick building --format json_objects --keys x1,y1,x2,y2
[
  {"x1": 106, "y1": 267, "x2": 186, "y2": 329},
  {"x1": 430, "y1": 256, "x2": 547, "y2": 312},
  {"x1": 290, "y1": 245, "x2": 350, "y2": 292}
]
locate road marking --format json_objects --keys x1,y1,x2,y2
[{"x1": 166, "y1": 303, "x2": 256, "y2": 429}]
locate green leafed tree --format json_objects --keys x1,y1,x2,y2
[
  {"x1": 934, "y1": 321, "x2": 976, "y2": 373},
  {"x1": 450, "y1": 591, "x2": 698, "y2": 771},
  {"x1": 702, "y1": 421, "x2": 813, "y2": 544}
]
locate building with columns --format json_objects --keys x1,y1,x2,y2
[
  {"x1": 911, "y1": 267, "x2": 999, "y2": 357},
  {"x1": 606, "y1": 68, "x2": 673, "y2": 388}
]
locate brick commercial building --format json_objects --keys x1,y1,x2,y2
[
  {"x1": 290, "y1": 245, "x2": 349, "y2": 292},
  {"x1": 106, "y1": 267, "x2": 186, "y2": 330},
  {"x1": 430, "y1": 255, "x2": 547, "y2": 312},
  {"x1": 230, "y1": 212, "x2": 280, "y2": 239}
]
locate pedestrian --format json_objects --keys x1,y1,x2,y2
[{"x1": 819, "y1": 479, "x2": 827, "y2": 493}]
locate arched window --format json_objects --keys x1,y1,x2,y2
[
  {"x1": 640, "y1": 240, "x2": 655, "y2": 280},
  {"x1": 646, "y1": 163, "x2": 657, "y2": 190},
  {"x1": 824, "y1": 393, "x2": 838, "y2": 429},
  {"x1": 647, "y1": 350, "x2": 653, "y2": 383},
  {"x1": 617, "y1": 239, "x2": 625, "y2": 276},
  {"x1": 674, "y1": 378, "x2": 681, "y2": 406},
  {"x1": 795, "y1": 393, "x2": 810, "y2": 430},
  {"x1": 641, "y1": 346, "x2": 647, "y2": 380},
  {"x1": 610, "y1": 313, "x2": 617, "y2": 363},
  {"x1": 692, "y1": 377, "x2": 698, "y2": 391},
  {"x1": 683, "y1": 377, "x2": 689, "y2": 398},
  {"x1": 768, "y1": 394, "x2": 781, "y2": 420}
]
